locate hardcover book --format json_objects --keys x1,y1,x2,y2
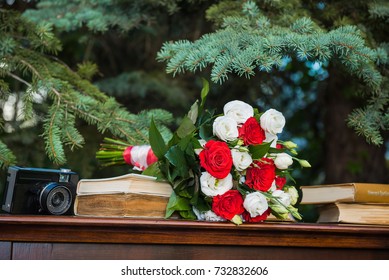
[
  {"x1": 317, "y1": 203, "x2": 389, "y2": 225},
  {"x1": 74, "y1": 173, "x2": 173, "y2": 218},
  {"x1": 300, "y1": 183, "x2": 389, "y2": 204}
]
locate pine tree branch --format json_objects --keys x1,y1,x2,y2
[
  {"x1": 1, "y1": 9, "x2": 173, "y2": 166},
  {"x1": 15, "y1": 50, "x2": 160, "y2": 146},
  {"x1": 0, "y1": 140, "x2": 17, "y2": 169},
  {"x1": 157, "y1": 1, "x2": 388, "y2": 145},
  {"x1": 6, "y1": 72, "x2": 30, "y2": 87}
]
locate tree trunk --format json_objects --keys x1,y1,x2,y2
[{"x1": 324, "y1": 68, "x2": 389, "y2": 184}]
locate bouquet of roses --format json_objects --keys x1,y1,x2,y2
[
  {"x1": 97, "y1": 82, "x2": 310, "y2": 224},
  {"x1": 152, "y1": 87, "x2": 310, "y2": 224}
]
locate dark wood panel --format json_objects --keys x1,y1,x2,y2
[
  {"x1": 2, "y1": 215, "x2": 389, "y2": 260},
  {"x1": 12, "y1": 242, "x2": 389, "y2": 260},
  {"x1": 1, "y1": 215, "x2": 389, "y2": 249},
  {"x1": 0, "y1": 242, "x2": 11, "y2": 260}
]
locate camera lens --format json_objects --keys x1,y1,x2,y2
[
  {"x1": 39, "y1": 183, "x2": 72, "y2": 215},
  {"x1": 51, "y1": 192, "x2": 65, "y2": 207}
]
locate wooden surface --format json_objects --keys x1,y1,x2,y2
[{"x1": 1, "y1": 214, "x2": 389, "y2": 259}]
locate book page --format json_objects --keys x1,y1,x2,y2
[{"x1": 76, "y1": 173, "x2": 172, "y2": 196}]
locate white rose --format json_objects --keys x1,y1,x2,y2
[
  {"x1": 243, "y1": 192, "x2": 269, "y2": 217},
  {"x1": 223, "y1": 100, "x2": 254, "y2": 124},
  {"x1": 200, "y1": 172, "x2": 233, "y2": 197},
  {"x1": 285, "y1": 186, "x2": 299, "y2": 205},
  {"x1": 272, "y1": 190, "x2": 291, "y2": 207},
  {"x1": 192, "y1": 207, "x2": 205, "y2": 220},
  {"x1": 192, "y1": 208, "x2": 226, "y2": 222},
  {"x1": 203, "y1": 210, "x2": 226, "y2": 222},
  {"x1": 231, "y1": 148, "x2": 252, "y2": 171},
  {"x1": 274, "y1": 152, "x2": 293, "y2": 169},
  {"x1": 264, "y1": 132, "x2": 278, "y2": 148},
  {"x1": 260, "y1": 109, "x2": 286, "y2": 135},
  {"x1": 213, "y1": 116, "x2": 239, "y2": 142}
]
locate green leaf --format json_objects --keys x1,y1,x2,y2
[
  {"x1": 187, "y1": 100, "x2": 199, "y2": 124},
  {"x1": 283, "y1": 170, "x2": 296, "y2": 184},
  {"x1": 200, "y1": 78, "x2": 209, "y2": 112},
  {"x1": 178, "y1": 134, "x2": 194, "y2": 152},
  {"x1": 149, "y1": 117, "x2": 168, "y2": 159},
  {"x1": 199, "y1": 124, "x2": 214, "y2": 140},
  {"x1": 165, "y1": 196, "x2": 177, "y2": 218},
  {"x1": 176, "y1": 116, "x2": 196, "y2": 139},
  {"x1": 179, "y1": 210, "x2": 197, "y2": 219},
  {"x1": 197, "y1": 108, "x2": 215, "y2": 140},
  {"x1": 191, "y1": 137, "x2": 203, "y2": 150},
  {"x1": 165, "y1": 191, "x2": 193, "y2": 218},
  {"x1": 189, "y1": 173, "x2": 200, "y2": 205},
  {"x1": 193, "y1": 197, "x2": 212, "y2": 212},
  {"x1": 176, "y1": 184, "x2": 195, "y2": 199},
  {"x1": 268, "y1": 147, "x2": 285, "y2": 153},
  {"x1": 165, "y1": 145, "x2": 188, "y2": 177},
  {"x1": 237, "y1": 184, "x2": 252, "y2": 195},
  {"x1": 171, "y1": 176, "x2": 191, "y2": 192},
  {"x1": 249, "y1": 141, "x2": 272, "y2": 159},
  {"x1": 142, "y1": 162, "x2": 162, "y2": 177}
]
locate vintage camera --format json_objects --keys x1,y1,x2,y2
[{"x1": 2, "y1": 166, "x2": 79, "y2": 215}]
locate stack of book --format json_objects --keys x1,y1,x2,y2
[
  {"x1": 300, "y1": 183, "x2": 389, "y2": 225},
  {"x1": 73, "y1": 173, "x2": 173, "y2": 218}
]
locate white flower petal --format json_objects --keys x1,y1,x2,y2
[
  {"x1": 213, "y1": 116, "x2": 239, "y2": 142},
  {"x1": 260, "y1": 109, "x2": 285, "y2": 135},
  {"x1": 200, "y1": 172, "x2": 233, "y2": 197},
  {"x1": 243, "y1": 192, "x2": 268, "y2": 217},
  {"x1": 223, "y1": 100, "x2": 254, "y2": 124}
]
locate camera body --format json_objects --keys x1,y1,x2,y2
[{"x1": 2, "y1": 166, "x2": 79, "y2": 215}]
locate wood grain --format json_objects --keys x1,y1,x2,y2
[
  {"x1": 11, "y1": 242, "x2": 389, "y2": 260},
  {"x1": 1, "y1": 215, "x2": 389, "y2": 260}
]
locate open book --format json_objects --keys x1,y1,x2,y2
[{"x1": 74, "y1": 173, "x2": 173, "y2": 218}]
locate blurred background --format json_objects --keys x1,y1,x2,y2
[{"x1": 1, "y1": 0, "x2": 388, "y2": 221}]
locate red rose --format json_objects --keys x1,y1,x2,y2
[
  {"x1": 212, "y1": 190, "x2": 244, "y2": 220},
  {"x1": 238, "y1": 117, "x2": 265, "y2": 145},
  {"x1": 275, "y1": 176, "x2": 286, "y2": 189},
  {"x1": 199, "y1": 140, "x2": 233, "y2": 179},
  {"x1": 276, "y1": 143, "x2": 284, "y2": 149},
  {"x1": 245, "y1": 158, "x2": 276, "y2": 191},
  {"x1": 242, "y1": 208, "x2": 271, "y2": 223}
]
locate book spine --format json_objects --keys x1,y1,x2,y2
[{"x1": 354, "y1": 184, "x2": 389, "y2": 203}]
